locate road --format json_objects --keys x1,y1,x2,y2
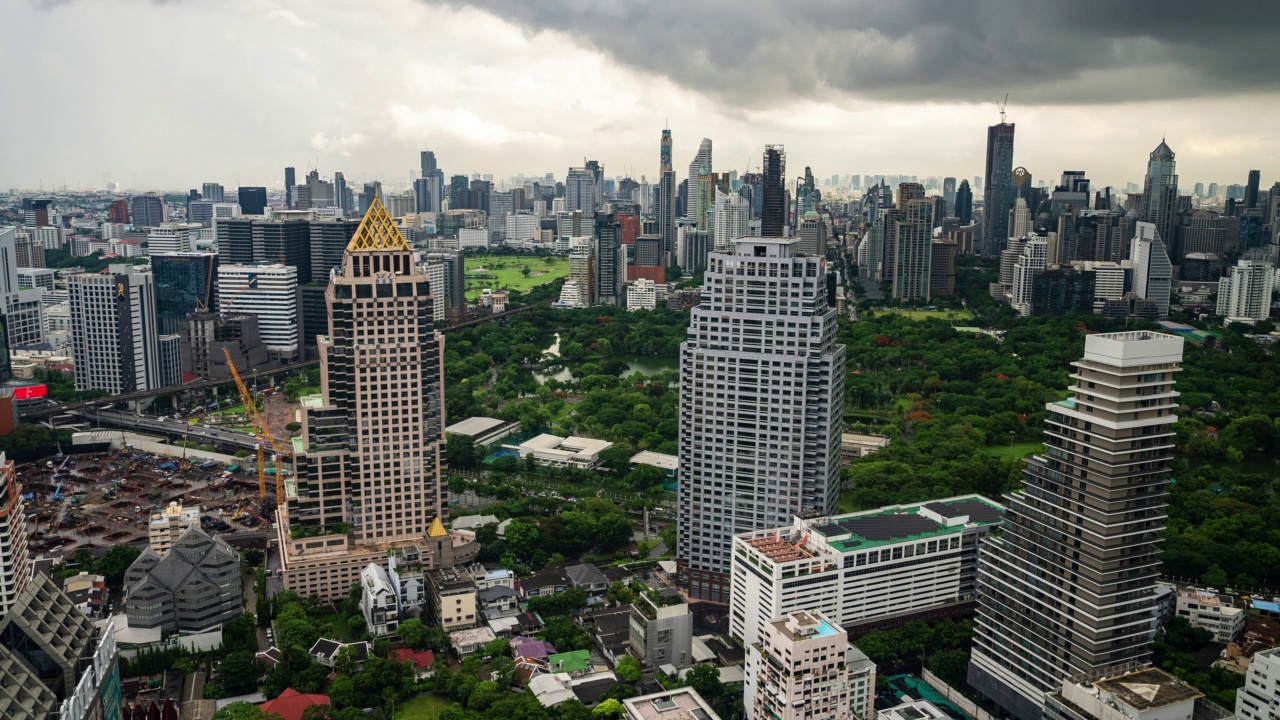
[{"x1": 69, "y1": 408, "x2": 259, "y2": 450}]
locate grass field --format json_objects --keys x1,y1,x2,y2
[
  {"x1": 986, "y1": 441, "x2": 1043, "y2": 460},
  {"x1": 884, "y1": 308, "x2": 975, "y2": 321},
  {"x1": 396, "y1": 694, "x2": 453, "y2": 720},
  {"x1": 465, "y1": 255, "x2": 569, "y2": 299}
]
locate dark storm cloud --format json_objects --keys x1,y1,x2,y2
[{"x1": 426, "y1": 0, "x2": 1280, "y2": 106}]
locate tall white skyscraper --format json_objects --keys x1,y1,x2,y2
[
  {"x1": 68, "y1": 264, "x2": 161, "y2": 393},
  {"x1": 1010, "y1": 237, "x2": 1048, "y2": 316},
  {"x1": 686, "y1": 138, "x2": 712, "y2": 220},
  {"x1": 0, "y1": 227, "x2": 47, "y2": 347},
  {"x1": 565, "y1": 167, "x2": 596, "y2": 214},
  {"x1": 712, "y1": 189, "x2": 749, "y2": 252},
  {"x1": 1216, "y1": 259, "x2": 1275, "y2": 322},
  {"x1": 677, "y1": 237, "x2": 845, "y2": 604},
  {"x1": 217, "y1": 263, "x2": 300, "y2": 363},
  {"x1": 1129, "y1": 221, "x2": 1172, "y2": 318}
]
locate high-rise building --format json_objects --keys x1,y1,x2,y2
[
  {"x1": 677, "y1": 237, "x2": 844, "y2": 603},
  {"x1": 796, "y1": 211, "x2": 828, "y2": 257},
  {"x1": 425, "y1": 249, "x2": 466, "y2": 320},
  {"x1": 982, "y1": 122, "x2": 1016, "y2": 256},
  {"x1": 1216, "y1": 259, "x2": 1275, "y2": 322},
  {"x1": 712, "y1": 188, "x2": 749, "y2": 252},
  {"x1": 309, "y1": 218, "x2": 360, "y2": 283},
  {"x1": 202, "y1": 182, "x2": 225, "y2": 203},
  {"x1": 1129, "y1": 222, "x2": 1173, "y2": 318},
  {"x1": 130, "y1": 193, "x2": 165, "y2": 228},
  {"x1": 659, "y1": 130, "x2": 678, "y2": 261},
  {"x1": 930, "y1": 239, "x2": 958, "y2": 296},
  {"x1": 1010, "y1": 237, "x2": 1048, "y2": 316},
  {"x1": 686, "y1": 139, "x2": 713, "y2": 221},
  {"x1": 145, "y1": 222, "x2": 197, "y2": 255},
  {"x1": 891, "y1": 200, "x2": 933, "y2": 300},
  {"x1": 151, "y1": 252, "x2": 218, "y2": 335},
  {"x1": 217, "y1": 264, "x2": 299, "y2": 363},
  {"x1": 566, "y1": 167, "x2": 596, "y2": 214},
  {"x1": 285, "y1": 167, "x2": 297, "y2": 209},
  {"x1": 1245, "y1": 169, "x2": 1261, "y2": 209},
  {"x1": 214, "y1": 217, "x2": 312, "y2": 281},
  {"x1": 334, "y1": 171, "x2": 350, "y2": 216},
  {"x1": 0, "y1": 227, "x2": 47, "y2": 348},
  {"x1": 955, "y1": 180, "x2": 974, "y2": 225},
  {"x1": 237, "y1": 186, "x2": 268, "y2": 216},
  {"x1": 0, "y1": 452, "x2": 30, "y2": 617},
  {"x1": 943, "y1": 177, "x2": 957, "y2": 212},
  {"x1": 69, "y1": 265, "x2": 162, "y2": 393},
  {"x1": 107, "y1": 198, "x2": 130, "y2": 225},
  {"x1": 969, "y1": 331, "x2": 1185, "y2": 720},
  {"x1": 761, "y1": 145, "x2": 787, "y2": 237},
  {"x1": 1238, "y1": 647, "x2": 1280, "y2": 720},
  {"x1": 1141, "y1": 141, "x2": 1178, "y2": 246},
  {"x1": 594, "y1": 212, "x2": 625, "y2": 306},
  {"x1": 420, "y1": 151, "x2": 438, "y2": 179},
  {"x1": 277, "y1": 198, "x2": 476, "y2": 601},
  {"x1": 744, "y1": 610, "x2": 872, "y2": 720}
]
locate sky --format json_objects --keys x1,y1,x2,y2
[{"x1": 3, "y1": 0, "x2": 1278, "y2": 193}]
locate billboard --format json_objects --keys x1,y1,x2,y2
[{"x1": 14, "y1": 385, "x2": 47, "y2": 400}]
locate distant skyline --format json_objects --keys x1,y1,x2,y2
[{"x1": 3, "y1": 0, "x2": 1277, "y2": 192}]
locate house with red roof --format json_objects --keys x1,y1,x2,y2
[
  {"x1": 392, "y1": 647, "x2": 436, "y2": 678},
  {"x1": 258, "y1": 688, "x2": 329, "y2": 720}
]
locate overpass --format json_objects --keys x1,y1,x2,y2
[{"x1": 68, "y1": 408, "x2": 260, "y2": 450}]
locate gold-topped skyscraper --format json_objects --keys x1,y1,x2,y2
[{"x1": 276, "y1": 198, "x2": 476, "y2": 601}]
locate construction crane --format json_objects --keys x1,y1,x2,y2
[
  {"x1": 997, "y1": 93, "x2": 1009, "y2": 124},
  {"x1": 223, "y1": 347, "x2": 290, "y2": 504}
]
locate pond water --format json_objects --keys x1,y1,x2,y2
[{"x1": 530, "y1": 354, "x2": 679, "y2": 384}]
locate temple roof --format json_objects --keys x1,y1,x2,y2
[
  {"x1": 428, "y1": 517, "x2": 448, "y2": 538},
  {"x1": 346, "y1": 196, "x2": 410, "y2": 252}
]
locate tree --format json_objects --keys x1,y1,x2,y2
[
  {"x1": 682, "y1": 664, "x2": 725, "y2": 704},
  {"x1": 483, "y1": 638, "x2": 511, "y2": 658},
  {"x1": 278, "y1": 618, "x2": 320, "y2": 652},
  {"x1": 217, "y1": 651, "x2": 265, "y2": 696},
  {"x1": 927, "y1": 649, "x2": 970, "y2": 688},
  {"x1": 539, "y1": 616, "x2": 592, "y2": 652},
  {"x1": 212, "y1": 702, "x2": 271, "y2": 720},
  {"x1": 97, "y1": 544, "x2": 142, "y2": 591},
  {"x1": 398, "y1": 617, "x2": 426, "y2": 649},
  {"x1": 614, "y1": 655, "x2": 642, "y2": 684},
  {"x1": 593, "y1": 699, "x2": 625, "y2": 719}
]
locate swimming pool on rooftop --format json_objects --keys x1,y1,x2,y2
[{"x1": 815, "y1": 620, "x2": 839, "y2": 638}]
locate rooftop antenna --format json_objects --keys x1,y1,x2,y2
[{"x1": 997, "y1": 93, "x2": 1009, "y2": 124}]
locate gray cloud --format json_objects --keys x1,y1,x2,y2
[{"x1": 426, "y1": 0, "x2": 1280, "y2": 106}]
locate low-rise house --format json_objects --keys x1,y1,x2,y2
[
  {"x1": 63, "y1": 572, "x2": 107, "y2": 617},
  {"x1": 479, "y1": 586, "x2": 521, "y2": 616},
  {"x1": 520, "y1": 568, "x2": 570, "y2": 598},
  {"x1": 474, "y1": 567, "x2": 515, "y2": 590},
  {"x1": 309, "y1": 639, "x2": 369, "y2": 669},
  {"x1": 391, "y1": 648, "x2": 436, "y2": 678},
  {"x1": 450, "y1": 627, "x2": 497, "y2": 656},
  {"x1": 630, "y1": 590, "x2": 693, "y2": 668},
  {"x1": 566, "y1": 564, "x2": 609, "y2": 605},
  {"x1": 583, "y1": 606, "x2": 632, "y2": 664},
  {"x1": 511, "y1": 636, "x2": 557, "y2": 662},
  {"x1": 360, "y1": 563, "x2": 399, "y2": 636},
  {"x1": 529, "y1": 671, "x2": 619, "y2": 709},
  {"x1": 258, "y1": 688, "x2": 330, "y2": 720}
]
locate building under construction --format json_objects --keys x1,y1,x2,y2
[{"x1": 179, "y1": 311, "x2": 277, "y2": 379}]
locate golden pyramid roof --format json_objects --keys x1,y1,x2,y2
[
  {"x1": 346, "y1": 195, "x2": 410, "y2": 253},
  {"x1": 427, "y1": 517, "x2": 448, "y2": 538}
]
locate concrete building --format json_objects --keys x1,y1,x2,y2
[
  {"x1": 0, "y1": 226, "x2": 49, "y2": 348},
  {"x1": 622, "y1": 687, "x2": 722, "y2": 720},
  {"x1": 678, "y1": 237, "x2": 845, "y2": 604},
  {"x1": 970, "y1": 331, "x2": 1185, "y2": 720},
  {"x1": 516, "y1": 434, "x2": 612, "y2": 470},
  {"x1": 123, "y1": 527, "x2": 241, "y2": 632},
  {"x1": 1142, "y1": 141, "x2": 1179, "y2": 247},
  {"x1": 628, "y1": 278, "x2": 661, "y2": 311},
  {"x1": 1175, "y1": 587, "x2": 1245, "y2": 644},
  {"x1": 179, "y1": 311, "x2": 276, "y2": 378},
  {"x1": 444, "y1": 416, "x2": 519, "y2": 447},
  {"x1": 427, "y1": 565, "x2": 479, "y2": 632},
  {"x1": 424, "y1": 249, "x2": 466, "y2": 320},
  {"x1": 145, "y1": 223, "x2": 198, "y2": 255},
  {"x1": 744, "y1": 610, "x2": 857, "y2": 720},
  {"x1": 0, "y1": 452, "x2": 31, "y2": 617},
  {"x1": 797, "y1": 211, "x2": 828, "y2": 257},
  {"x1": 1045, "y1": 666, "x2": 1231, "y2": 720},
  {"x1": 458, "y1": 227, "x2": 490, "y2": 250},
  {"x1": 68, "y1": 265, "x2": 161, "y2": 393},
  {"x1": 1237, "y1": 647, "x2": 1280, "y2": 720},
  {"x1": 892, "y1": 200, "x2": 934, "y2": 300},
  {"x1": 147, "y1": 501, "x2": 201, "y2": 555},
  {"x1": 1130, "y1": 222, "x2": 1173, "y2": 318},
  {"x1": 16, "y1": 267, "x2": 55, "y2": 292},
  {"x1": 0, "y1": 572, "x2": 101, "y2": 706},
  {"x1": 217, "y1": 263, "x2": 299, "y2": 363},
  {"x1": 360, "y1": 563, "x2": 400, "y2": 636},
  {"x1": 277, "y1": 198, "x2": 475, "y2": 602},
  {"x1": 730, "y1": 495, "x2": 1004, "y2": 651},
  {"x1": 629, "y1": 590, "x2": 693, "y2": 668},
  {"x1": 713, "y1": 189, "x2": 749, "y2": 253},
  {"x1": 1217, "y1": 259, "x2": 1274, "y2": 323},
  {"x1": 1011, "y1": 237, "x2": 1049, "y2": 316}
]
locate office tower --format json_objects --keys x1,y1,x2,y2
[
  {"x1": 761, "y1": 145, "x2": 787, "y2": 236},
  {"x1": 217, "y1": 263, "x2": 299, "y2": 363},
  {"x1": 942, "y1": 176, "x2": 957, "y2": 212},
  {"x1": 797, "y1": 212, "x2": 827, "y2": 256},
  {"x1": 969, "y1": 331, "x2": 1184, "y2": 720},
  {"x1": 0, "y1": 228, "x2": 47, "y2": 347},
  {"x1": 23, "y1": 198, "x2": 52, "y2": 228},
  {"x1": 1010, "y1": 237, "x2": 1048, "y2": 316},
  {"x1": 285, "y1": 167, "x2": 297, "y2": 209},
  {"x1": 891, "y1": 199, "x2": 933, "y2": 300},
  {"x1": 0, "y1": 452, "x2": 30, "y2": 616},
  {"x1": 69, "y1": 265, "x2": 161, "y2": 393},
  {"x1": 712, "y1": 188, "x2": 749, "y2": 252},
  {"x1": 1192, "y1": 182, "x2": 1204, "y2": 198},
  {"x1": 333, "y1": 171, "x2": 349, "y2": 216},
  {"x1": 686, "y1": 138, "x2": 713, "y2": 220},
  {"x1": 202, "y1": 182, "x2": 225, "y2": 203},
  {"x1": 930, "y1": 239, "x2": 957, "y2": 296},
  {"x1": 214, "y1": 217, "x2": 311, "y2": 281},
  {"x1": 297, "y1": 169, "x2": 335, "y2": 210},
  {"x1": 982, "y1": 121, "x2": 1016, "y2": 256},
  {"x1": 1245, "y1": 169, "x2": 1261, "y2": 209},
  {"x1": 955, "y1": 180, "x2": 974, "y2": 225},
  {"x1": 677, "y1": 226, "x2": 710, "y2": 274},
  {"x1": 237, "y1": 186, "x2": 268, "y2": 215},
  {"x1": 107, "y1": 198, "x2": 129, "y2": 224},
  {"x1": 1141, "y1": 141, "x2": 1178, "y2": 246},
  {"x1": 1217, "y1": 259, "x2": 1275, "y2": 322},
  {"x1": 1172, "y1": 210, "x2": 1235, "y2": 261},
  {"x1": 744, "y1": 610, "x2": 870, "y2": 720},
  {"x1": 278, "y1": 197, "x2": 474, "y2": 601},
  {"x1": 731, "y1": 495, "x2": 1003, "y2": 651},
  {"x1": 677, "y1": 237, "x2": 844, "y2": 603},
  {"x1": 594, "y1": 212, "x2": 625, "y2": 306},
  {"x1": 420, "y1": 150, "x2": 438, "y2": 179},
  {"x1": 215, "y1": 217, "x2": 255, "y2": 265},
  {"x1": 124, "y1": 527, "x2": 241, "y2": 632},
  {"x1": 489, "y1": 190, "x2": 515, "y2": 239},
  {"x1": 1130, "y1": 222, "x2": 1172, "y2": 318},
  {"x1": 659, "y1": 129, "x2": 678, "y2": 261},
  {"x1": 151, "y1": 252, "x2": 218, "y2": 335},
  {"x1": 585, "y1": 159, "x2": 605, "y2": 207},
  {"x1": 130, "y1": 192, "x2": 165, "y2": 228},
  {"x1": 694, "y1": 167, "x2": 719, "y2": 232},
  {"x1": 425, "y1": 249, "x2": 466, "y2": 320},
  {"x1": 145, "y1": 222, "x2": 197, "y2": 255},
  {"x1": 413, "y1": 177, "x2": 434, "y2": 213},
  {"x1": 565, "y1": 167, "x2": 596, "y2": 213}
]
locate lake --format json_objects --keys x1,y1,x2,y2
[{"x1": 531, "y1": 354, "x2": 679, "y2": 384}]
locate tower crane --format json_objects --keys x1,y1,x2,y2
[{"x1": 223, "y1": 348, "x2": 291, "y2": 504}]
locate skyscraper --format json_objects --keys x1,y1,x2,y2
[
  {"x1": 565, "y1": 167, "x2": 596, "y2": 213},
  {"x1": 761, "y1": 145, "x2": 787, "y2": 237},
  {"x1": 891, "y1": 199, "x2": 934, "y2": 300},
  {"x1": 237, "y1": 186, "x2": 268, "y2": 216},
  {"x1": 0, "y1": 452, "x2": 30, "y2": 617},
  {"x1": 150, "y1": 252, "x2": 218, "y2": 335},
  {"x1": 333, "y1": 171, "x2": 349, "y2": 216},
  {"x1": 712, "y1": 188, "x2": 749, "y2": 252},
  {"x1": 593, "y1": 212, "x2": 625, "y2": 306},
  {"x1": 130, "y1": 192, "x2": 165, "y2": 228},
  {"x1": 285, "y1": 167, "x2": 296, "y2": 209},
  {"x1": 659, "y1": 129, "x2": 677, "y2": 261},
  {"x1": 969, "y1": 331, "x2": 1184, "y2": 720},
  {"x1": 686, "y1": 138, "x2": 712, "y2": 220},
  {"x1": 69, "y1": 265, "x2": 162, "y2": 393},
  {"x1": 202, "y1": 183, "x2": 225, "y2": 203},
  {"x1": 277, "y1": 197, "x2": 474, "y2": 601},
  {"x1": 955, "y1": 179, "x2": 973, "y2": 224},
  {"x1": 1245, "y1": 169, "x2": 1261, "y2": 209},
  {"x1": 677, "y1": 237, "x2": 845, "y2": 604},
  {"x1": 1130, "y1": 221, "x2": 1173, "y2": 318},
  {"x1": 1216, "y1": 259, "x2": 1275, "y2": 322},
  {"x1": 982, "y1": 121, "x2": 1016, "y2": 256},
  {"x1": 420, "y1": 151, "x2": 438, "y2": 179},
  {"x1": 1141, "y1": 141, "x2": 1178, "y2": 246}
]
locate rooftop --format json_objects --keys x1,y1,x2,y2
[
  {"x1": 1092, "y1": 667, "x2": 1202, "y2": 711},
  {"x1": 622, "y1": 687, "x2": 721, "y2": 720},
  {"x1": 445, "y1": 416, "x2": 509, "y2": 437},
  {"x1": 631, "y1": 451, "x2": 679, "y2": 471},
  {"x1": 809, "y1": 496, "x2": 1004, "y2": 553}
]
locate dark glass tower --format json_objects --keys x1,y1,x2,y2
[
  {"x1": 955, "y1": 180, "x2": 974, "y2": 225},
  {"x1": 761, "y1": 145, "x2": 787, "y2": 236},
  {"x1": 982, "y1": 122, "x2": 1016, "y2": 256},
  {"x1": 151, "y1": 252, "x2": 218, "y2": 335},
  {"x1": 1245, "y1": 169, "x2": 1260, "y2": 209},
  {"x1": 237, "y1": 187, "x2": 268, "y2": 216},
  {"x1": 285, "y1": 167, "x2": 296, "y2": 210}
]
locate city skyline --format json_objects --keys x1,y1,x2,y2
[{"x1": 4, "y1": 1, "x2": 1279, "y2": 190}]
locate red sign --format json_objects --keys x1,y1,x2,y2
[{"x1": 14, "y1": 385, "x2": 47, "y2": 400}]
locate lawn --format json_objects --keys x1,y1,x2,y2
[
  {"x1": 838, "y1": 490, "x2": 859, "y2": 514},
  {"x1": 986, "y1": 441, "x2": 1043, "y2": 460},
  {"x1": 465, "y1": 255, "x2": 568, "y2": 299},
  {"x1": 396, "y1": 694, "x2": 453, "y2": 720},
  {"x1": 884, "y1": 308, "x2": 975, "y2": 321}
]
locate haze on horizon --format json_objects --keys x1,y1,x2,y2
[{"x1": 3, "y1": 0, "x2": 1278, "y2": 192}]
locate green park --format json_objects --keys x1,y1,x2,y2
[{"x1": 464, "y1": 254, "x2": 569, "y2": 299}]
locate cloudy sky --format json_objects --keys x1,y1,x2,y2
[{"x1": 3, "y1": 0, "x2": 1277, "y2": 193}]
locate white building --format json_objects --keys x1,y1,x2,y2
[
  {"x1": 423, "y1": 261, "x2": 447, "y2": 322},
  {"x1": 623, "y1": 688, "x2": 722, "y2": 720},
  {"x1": 627, "y1": 278, "x2": 661, "y2": 311},
  {"x1": 68, "y1": 264, "x2": 161, "y2": 393},
  {"x1": 744, "y1": 610, "x2": 864, "y2": 720},
  {"x1": 147, "y1": 501, "x2": 201, "y2": 555},
  {"x1": 1175, "y1": 587, "x2": 1245, "y2": 643},
  {"x1": 1130, "y1": 221, "x2": 1173, "y2": 317},
  {"x1": 1217, "y1": 259, "x2": 1275, "y2": 322},
  {"x1": 555, "y1": 279, "x2": 587, "y2": 309},
  {"x1": 1011, "y1": 237, "x2": 1048, "y2": 316},
  {"x1": 516, "y1": 434, "x2": 612, "y2": 470},
  {"x1": 1237, "y1": 647, "x2": 1280, "y2": 720},
  {"x1": 217, "y1": 263, "x2": 299, "y2": 362},
  {"x1": 145, "y1": 223, "x2": 198, "y2": 255},
  {"x1": 712, "y1": 189, "x2": 750, "y2": 252},
  {"x1": 360, "y1": 563, "x2": 400, "y2": 636},
  {"x1": 730, "y1": 495, "x2": 1004, "y2": 652},
  {"x1": 0, "y1": 453, "x2": 31, "y2": 617},
  {"x1": 1046, "y1": 666, "x2": 1230, "y2": 720},
  {"x1": 0, "y1": 227, "x2": 47, "y2": 347},
  {"x1": 679, "y1": 237, "x2": 846, "y2": 603},
  {"x1": 17, "y1": 267, "x2": 55, "y2": 292},
  {"x1": 458, "y1": 227, "x2": 490, "y2": 250},
  {"x1": 505, "y1": 213, "x2": 540, "y2": 247}
]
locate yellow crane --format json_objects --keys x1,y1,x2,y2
[{"x1": 223, "y1": 348, "x2": 290, "y2": 503}]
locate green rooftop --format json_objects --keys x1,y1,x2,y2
[
  {"x1": 812, "y1": 496, "x2": 1005, "y2": 553},
  {"x1": 547, "y1": 649, "x2": 591, "y2": 673}
]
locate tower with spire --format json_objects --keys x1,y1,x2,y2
[{"x1": 1141, "y1": 139, "x2": 1178, "y2": 247}]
